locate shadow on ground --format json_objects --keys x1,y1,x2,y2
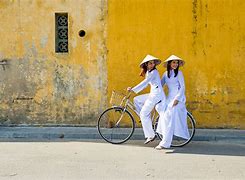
[
  {"x1": 124, "y1": 140, "x2": 245, "y2": 157},
  {"x1": 1, "y1": 138, "x2": 245, "y2": 157}
]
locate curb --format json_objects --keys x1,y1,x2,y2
[{"x1": 0, "y1": 127, "x2": 245, "y2": 143}]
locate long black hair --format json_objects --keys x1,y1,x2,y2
[{"x1": 167, "y1": 60, "x2": 179, "y2": 78}]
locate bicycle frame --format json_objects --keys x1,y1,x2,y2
[
  {"x1": 113, "y1": 94, "x2": 137, "y2": 126},
  {"x1": 114, "y1": 92, "x2": 157, "y2": 125}
]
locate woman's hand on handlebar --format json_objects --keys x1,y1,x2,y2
[{"x1": 127, "y1": 87, "x2": 132, "y2": 92}]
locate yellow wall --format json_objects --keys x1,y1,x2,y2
[
  {"x1": 0, "y1": 0, "x2": 107, "y2": 125},
  {"x1": 107, "y1": 0, "x2": 245, "y2": 128},
  {"x1": 0, "y1": 0, "x2": 244, "y2": 128}
]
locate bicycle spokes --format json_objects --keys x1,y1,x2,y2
[{"x1": 98, "y1": 107, "x2": 135, "y2": 144}]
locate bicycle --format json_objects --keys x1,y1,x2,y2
[{"x1": 97, "y1": 90, "x2": 196, "y2": 147}]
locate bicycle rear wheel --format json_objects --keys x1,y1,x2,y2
[
  {"x1": 98, "y1": 106, "x2": 135, "y2": 144},
  {"x1": 155, "y1": 111, "x2": 196, "y2": 147}
]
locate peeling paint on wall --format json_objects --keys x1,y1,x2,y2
[
  {"x1": 1, "y1": 0, "x2": 244, "y2": 128},
  {"x1": 0, "y1": 0, "x2": 108, "y2": 126}
]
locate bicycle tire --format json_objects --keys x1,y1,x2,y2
[{"x1": 98, "y1": 106, "x2": 135, "y2": 144}]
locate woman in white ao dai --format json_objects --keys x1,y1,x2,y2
[{"x1": 156, "y1": 55, "x2": 190, "y2": 149}]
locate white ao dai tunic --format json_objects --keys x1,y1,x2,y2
[{"x1": 156, "y1": 70, "x2": 190, "y2": 148}]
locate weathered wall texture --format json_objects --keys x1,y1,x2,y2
[
  {"x1": 0, "y1": 0, "x2": 108, "y2": 125},
  {"x1": 1, "y1": 0, "x2": 244, "y2": 128},
  {"x1": 107, "y1": 0, "x2": 245, "y2": 128}
]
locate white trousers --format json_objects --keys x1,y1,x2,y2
[{"x1": 134, "y1": 94, "x2": 165, "y2": 139}]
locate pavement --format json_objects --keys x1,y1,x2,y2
[
  {"x1": 0, "y1": 126, "x2": 245, "y2": 144},
  {"x1": 0, "y1": 140, "x2": 244, "y2": 179}
]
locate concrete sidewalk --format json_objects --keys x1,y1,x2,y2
[{"x1": 0, "y1": 126, "x2": 244, "y2": 143}]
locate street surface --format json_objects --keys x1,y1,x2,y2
[{"x1": 0, "y1": 140, "x2": 244, "y2": 180}]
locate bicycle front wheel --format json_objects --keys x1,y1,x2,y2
[{"x1": 98, "y1": 106, "x2": 135, "y2": 144}]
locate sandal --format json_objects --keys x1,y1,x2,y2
[{"x1": 144, "y1": 136, "x2": 156, "y2": 144}]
